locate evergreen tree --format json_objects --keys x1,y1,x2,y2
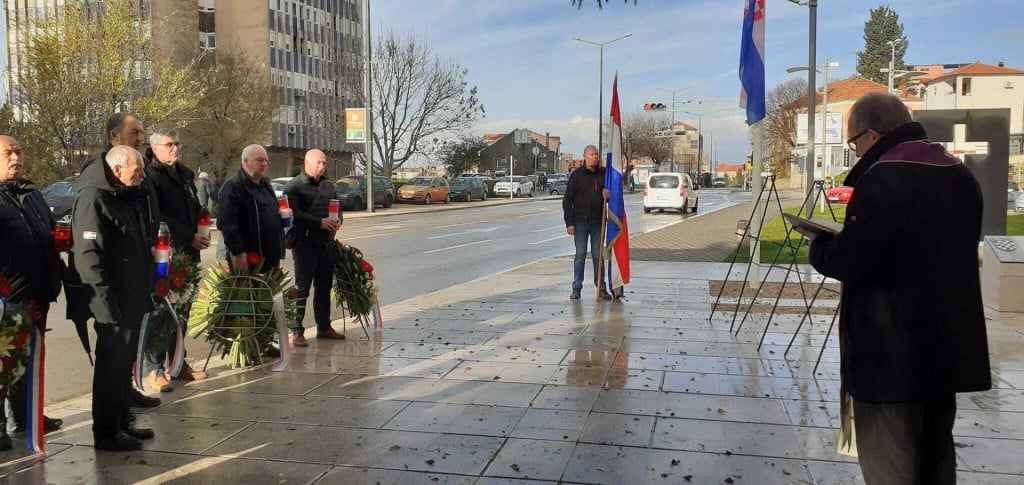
[{"x1": 856, "y1": 5, "x2": 907, "y2": 86}]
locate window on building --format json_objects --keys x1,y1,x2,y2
[
  {"x1": 961, "y1": 77, "x2": 972, "y2": 96},
  {"x1": 690, "y1": 140, "x2": 698, "y2": 149}
]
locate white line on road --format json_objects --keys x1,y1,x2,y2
[
  {"x1": 345, "y1": 232, "x2": 397, "y2": 240},
  {"x1": 437, "y1": 220, "x2": 487, "y2": 229},
  {"x1": 531, "y1": 226, "x2": 564, "y2": 233},
  {"x1": 516, "y1": 211, "x2": 550, "y2": 218},
  {"x1": 427, "y1": 226, "x2": 502, "y2": 240},
  {"x1": 424, "y1": 239, "x2": 493, "y2": 254},
  {"x1": 529, "y1": 235, "x2": 565, "y2": 245}
]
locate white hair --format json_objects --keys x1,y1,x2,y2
[
  {"x1": 106, "y1": 145, "x2": 141, "y2": 168},
  {"x1": 241, "y1": 144, "x2": 266, "y2": 164},
  {"x1": 149, "y1": 129, "x2": 179, "y2": 146}
]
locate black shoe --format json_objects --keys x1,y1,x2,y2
[
  {"x1": 599, "y1": 290, "x2": 613, "y2": 300},
  {"x1": 0, "y1": 430, "x2": 11, "y2": 451},
  {"x1": 13, "y1": 416, "x2": 64, "y2": 434},
  {"x1": 570, "y1": 289, "x2": 581, "y2": 300},
  {"x1": 125, "y1": 409, "x2": 137, "y2": 423},
  {"x1": 123, "y1": 426, "x2": 155, "y2": 441},
  {"x1": 95, "y1": 431, "x2": 143, "y2": 451},
  {"x1": 130, "y1": 389, "x2": 161, "y2": 408}
]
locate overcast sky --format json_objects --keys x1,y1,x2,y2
[
  {"x1": 3, "y1": 1, "x2": 1021, "y2": 165},
  {"x1": 374, "y1": 0, "x2": 1023, "y2": 164}
]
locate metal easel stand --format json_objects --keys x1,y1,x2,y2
[{"x1": 339, "y1": 299, "x2": 372, "y2": 340}]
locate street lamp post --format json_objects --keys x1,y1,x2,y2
[
  {"x1": 573, "y1": 33, "x2": 632, "y2": 159},
  {"x1": 787, "y1": 56, "x2": 839, "y2": 211},
  {"x1": 684, "y1": 111, "x2": 704, "y2": 178},
  {"x1": 788, "y1": 0, "x2": 818, "y2": 216},
  {"x1": 364, "y1": 0, "x2": 375, "y2": 212},
  {"x1": 886, "y1": 38, "x2": 904, "y2": 93},
  {"x1": 656, "y1": 85, "x2": 694, "y2": 172}
]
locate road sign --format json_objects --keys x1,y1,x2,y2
[
  {"x1": 532, "y1": 146, "x2": 540, "y2": 156},
  {"x1": 514, "y1": 129, "x2": 531, "y2": 145},
  {"x1": 345, "y1": 108, "x2": 366, "y2": 142}
]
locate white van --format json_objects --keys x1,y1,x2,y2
[{"x1": 643, "y1": 173, "x2": 699, "y2": 214}]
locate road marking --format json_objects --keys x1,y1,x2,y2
[
  {"x1": 424, "y1": 239, "x2": 493, "y2": 254},
  {"x1": 529, "y1": 235, "x2": 565, "y2": 245},
  {"x1": 428, "y1": 226, "x2": 502, "y2": 240},
  {"x1": 516, "y1": 211, "x2": 550, "y2": 218},
  {"x1": 531, "y1": 226, "x2": 564, "y2": 233},
  {"x1": 345, "y1": 232, "x2": 396, "y2": 240},
  {"x1": 437, "y1": 220, "x2": 486, "y2": 229}
]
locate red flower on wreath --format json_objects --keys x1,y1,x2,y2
[
  {"x1": 0, "y1": 277, "x2": 10, "y2": 298},
  {"x1": 361, "y1": 261, "x2": 374, "y2": 273},
  {"x1": 171, "y1": 272, "x2": 185, "y2": 289},
  {"x1": 1, "y1": 356, "x2": 12, "y2": 372},
  {"x1": 154, "y1": 278, "x2": 170, "y2": 298},
  {"x1": 247, "y1": 252, "x2": 261, "y2": 267},
  {"x1": 10, "y1": 330, "x2": 28, "y2": 349}
]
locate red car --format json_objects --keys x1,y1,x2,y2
[{"x1": 827, "y1": 186, "x2": 853, "y2": 204}]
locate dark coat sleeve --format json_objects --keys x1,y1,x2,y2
[
  {"x1": 72, "y1": 192, "x2": 119, "y2": 323},
  {"x1": 809, "y1": 171, "x2": 906, "y2": 284},
  {"x1": 217, "y1": 180, "x2": 246, "y2": 256},
  {"x1": 285, "y1": 179, "x2": 322, "y2": 229},
  {"x1": 563, "y1": 172, "x2": 578, "y2": 228}
]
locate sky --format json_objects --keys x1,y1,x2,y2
[
  {"x1": 3, "y1": 1, "x2": 1021, "y2": 166},
  {"x1": 372, "y1": 0, "x2": 1024, "y2": 164}
]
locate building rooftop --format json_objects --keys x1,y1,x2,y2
[{"x1": 925, "y1": 61, "x2": 1024, "y2": 84}]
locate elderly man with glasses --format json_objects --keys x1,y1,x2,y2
[
  {"x1": 143, "y1": 129, "x2": 210, "y2": 391},
  {"x1": 798, "y1": 93, "x2": 991, "y2": 484}
]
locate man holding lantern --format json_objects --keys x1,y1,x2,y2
[{"x1": 284, "y1": 149, "x2": 344, "y2": 347}]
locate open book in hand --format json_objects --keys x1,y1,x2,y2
[{"x1": 783, "y1": 213, "x2": 842, "y2": 237}]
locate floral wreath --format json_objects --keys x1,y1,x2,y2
[
  {"x1": 328, "y1": 242, "x2": 378, "y2": 317},
  {"x1": 0, "y1": 270, "x2": 36, "y2": 393},
  {"x1": 147, "y1": 248, "x2": 203, "y2": 359},
  {"x1": 188, "y1": 252, "x2": 298, "y2": 368}
]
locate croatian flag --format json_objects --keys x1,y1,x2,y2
[
  {"x1": 739, "y1": 0, "x2": 766, "y2": 125},
  {"x1": 603, "y1": 73, "x2": 630, "y2": 294}
]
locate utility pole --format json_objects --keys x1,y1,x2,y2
[
  {"x1": 573, "y1": 34, "x2": 632, "y2": 159},
  {"x1": 656, "y1": 85, "x2": 694, "y2": 172},
  {"x1": 364, "y1": 0, "x2": 374, "y2": 212}
]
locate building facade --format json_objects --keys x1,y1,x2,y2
[{"x1": 480, "y1": 129, "x2": 561, "y2": 175}]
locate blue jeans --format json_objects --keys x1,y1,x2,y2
[{"x1": 572, "y1": 222, "x2": 602, "y2": 290}]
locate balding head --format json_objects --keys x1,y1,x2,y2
[
  {"x1": 304, "y1": 149, "x2": 328, "y2": 180},
  {"x1": 846, "y1": 93, "x2": 913, "y2": 157},
  {"x1": 0, "y1": 135, "x2": 24, "y2": 182}
]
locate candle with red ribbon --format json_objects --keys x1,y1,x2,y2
[
  {"x1": 197, "y1": 210, "x2": 211, "y2": 239},
  {"x1": 278, "y1": 196, "x2": 292, "y2": 228},
  {"x1": 155, "y1": 222, "x2": 171, "y2": 277},
  {"x1": 328, "y1": 199, "x2": 340, "y2": 221},
  {"x1": 53, "y1": 221, "x2": 71, "y2": 253}
]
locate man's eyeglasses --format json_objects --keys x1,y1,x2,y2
[
  {"x1": 846, "y1": 130, "x2": 868, "y2": 150},
  {"x1": 155, "y1": 142, "x2": 182, "y2": 148}
]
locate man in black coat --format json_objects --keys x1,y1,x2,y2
[
  {"x1": 0, "y1": 135, "x2": 65, "y2": 449},
  {"x1": 801, "y1": 93, "x2": 991, "y2": 483},
  {"x1": 73, "y1": 145, "x2": 157, "y2": 451},
  {"x1": 143, "y1": 129, "x2": 210, "y2": 390},
  {"x1": 562, "y1": 145, "x2": 611, "y2": 300},
  {"x1": 284, "y1": 149, "x2": 344, "y2": 347},
  {"x1": 216, "y1": 144, "x2": 284, "y2": 273}
]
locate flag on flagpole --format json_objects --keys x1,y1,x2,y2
[
  {"x1": 603, "y1": 73, "x2": 630, "y2": 295},
  {"x1": 739, "y1": 0, "x2": 766, "y2": 126}
]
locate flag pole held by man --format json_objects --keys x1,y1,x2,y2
[{"x1": 601, "y1": 73, "x2": 630, "y2": 299}]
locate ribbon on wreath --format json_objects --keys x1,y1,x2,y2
[
  {"x1": 0, "y1": 295, "x2": 6, "y2": 322},
  {"x1": 25, "y1": 325, "x2": 46, "y2": 453},
  {"x1": 271, "y1": 292, "x2": 291, "y2": 372},
  {"x1": 162, "y1": 297, "x2": 186, "y2": 378},
  {"x1": 134, "y1": 312, "x2": 154, "y2": 390}
]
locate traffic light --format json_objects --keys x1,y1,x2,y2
[{"x1": 644, "y1": 103, "x2": 666, "y2": 111}]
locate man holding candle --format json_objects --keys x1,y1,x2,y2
[
  {"x1": 73, "y1": 145, "x2": 156, "y2": 451},
  {"x1": 217, "y1": 144, "x2": 285, "y2": 274},
  {"x1": 0, "y1": 135, "x2": 65, "y2": 449},
  {"x1": 142, "y1": 129, "x2": 209, "y2": 391},
  {"x1": 283, "y1": 149, "x2": 343, "y2": 347}
]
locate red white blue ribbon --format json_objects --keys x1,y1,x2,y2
[
  {"x1": 271, "y1": 292, "x2": 290, "y2": 371},
  {"x1": 135, "y1": 312, "x2": 154, "y2": 390},
  {"x1": 162, "y1": 297, "x2": 185, "y2": 378},
  {"x1": 25, "y1": 325, "x2": 45, "y2": 453},
  {"x1": 0, "y1": 296, "x2": 6, "y2": 322}
]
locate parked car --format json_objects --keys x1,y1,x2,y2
[
  {"x1": 334, "y1": 175, "x2": 395, "y2": 210},
  {"x1": 643, "y1": 173, "x2": 699, "y2": 213},
  {"x1": 271, "y1": 177, "x2": 293, "y2": 198},
  {"x1": 396, "y1": 176, "x2": 450, "y2": 204},
  {"x1": 827, "y1": 186, "x2": 854, "y2": 204},
  {"x1": 548, "y1": 179, "x2": 568, "y2": 196},
  {"x1": 493, "y1": 176, "x2": 534, "y2": 198},
  {"x1": 1010, "y1": 180, "x2": 1024, "y2": 212},
  {"x1": 40, "y1": 177, "x2": 79, "y2": 223},
  {"x1": 712, "y1": 176, "x2": 726, "y2": 188},
  {"x1": 449, "y1": 177, "x2": 488, "y2": 202},
  {"x1": 547, "y1": 173, "x2": 568, "y2": 184}
]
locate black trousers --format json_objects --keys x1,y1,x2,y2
[
  {"x1": 853, "y1": 395, "x2": 957, "y2": 485},
  {"x1": 291, "y1": 242, "x2": 333, "y2": 335},
  {"x1": 93, "y1": 319, "x2": 140, "y2": 441}
]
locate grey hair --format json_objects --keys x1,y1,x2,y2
[
  {"x1": 106, "y1": 145, "x2": 141, "y2": 168},
  {"x1": 849, "y1": 93, "x2": 913, "y2": 134},
  {"x1": 583, "y1": 145, "x2": 598, "y2": 154},
  {"x1": 241, "y1": 144, "x2": 266, "y2": 164},
  {"x1": 149, "y1": 129, "x2": 179, "y2": 146}
]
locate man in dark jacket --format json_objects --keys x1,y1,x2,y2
[
  {"x1": 217, "y1": 144, "x2": 284, "y2": 273},
  {"x1": 284, "y1": 149, "x2": 344, "y2": 347},
  {"x1": 0, "y1": 135, "x2": 65, "y2": 449},
  {"x1": 801, "y1": 93, "x2": 991, "y2": 483},
  {"x1": 73, "y1": 145, "x2": 157, "y2": 451},
  {"x1": 143, "y1": 129, "x2": 210, "y2": 391},
  {"x1": 563, "y1": 145, "x2": 611, "y2": 300}
]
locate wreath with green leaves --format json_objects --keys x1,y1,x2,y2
[
  {"x1": 329, "y1": 242, "x2": 378, "y2": 317},
  {"x1": 188, "y1": 253, "x2": 298, "y2": 368},
  {"x1": 147, "y1": 248, "x2": 202, "y2": 360},
  {"x1": 0, "y1": 270, "x2": 34, "y2": 392}
]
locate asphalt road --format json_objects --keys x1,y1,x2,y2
[{"x1": 41, "y1": 188, "x2": 745, "y2": 404}]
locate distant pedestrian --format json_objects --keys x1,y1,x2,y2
[
  {"x1": 799, "y1": 93, "x2": 991, "y2": 484},
  {"x1": 195, "y1": 171, "x2": 214, "y2": 210},
  {"x1": 562, "y1": 145, "x2": 610, "y2": 300}
]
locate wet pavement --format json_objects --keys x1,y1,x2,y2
[{"x1": 2, "y1": 258, "x2": 1023, "y2": 484}]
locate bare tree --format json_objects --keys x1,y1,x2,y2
[
  {"x1": 764, "y1": 77, "x2": 808, "y2": 175},
  {"x1": 622, "y1": 111, "x2": 672, "y2": 164},
  {"x1": 347, "y1": 31, "x2": 484, "y2": 178},
  {"x1": 181, "y1": 50, "x2": 276, "y2": 186}
]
